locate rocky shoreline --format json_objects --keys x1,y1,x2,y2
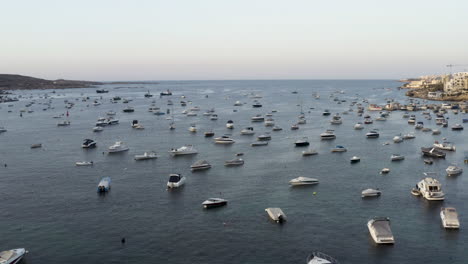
[{"x1": 0, "y1": 74, "x2": 102, "y2": 91}]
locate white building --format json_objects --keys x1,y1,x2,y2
[{"x1": 444, "y1": 72, "x2": 468, "y2": 94}]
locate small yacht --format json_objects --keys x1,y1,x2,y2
[
  {"x1": 251, "y1": 141, "x2": 268, "y2": 147},
  {"x1": 391, "y1": 154, "x2": 405, "y2": 161},
  {"x1": 367, "y1": 217, "x2": 395, "y2": 244},
  {"x1": 264, "y1": 118, "x2": 275, "y2": 126},
  {"x1": 331, "y1": 145, "x2": 347, "y2": 152},
  {"x1": 188, "y1": 124, "x2": 197, "y2": 133},
  {"x1": 265, "y1": 208, "x2": 287, "y2": 223},
  {"x1": 224, "y1": 158, "x2": 244, "y2": 166},
  {"x1": 361, "y1": 188, "x2": 381, "y2": 198},
  {"x1": 354, "y1": 122, "x2": 364, "y2": 130},
  {"x1": 214, "y1": 135, "x2": 235, "y2": 144},
  {"x1": 433, "y1": 141, "x2": 456, "y2": 151},
  {"x1": 202, "y1": 198, "x2": 227, "y2": 208},
  {"x1": 97, "y1": 177, "x2": 111, "y2": 193},
  {"x1": 0, "y1": 248, "x2": 27, "y2": 264},
  {"x1": 393, "y1": 136, "x2": 403, "y2": 143},
  {"x1": 134, "y1": 151, "x2": 158, "y2": 160},
  {"x1": 272, "y1": 126, "x2": 283, "y2": 131},
  {"x1": 82, "y1": 139, "x2": 97, "y2": 148},
  {"x1": 190, "y1": 160, "x2": 212, "y2": 171},
  {"x1": 306, "y1": 252, "x2": 339, "y2": 264},
  {"x1": 167, "y1": 173, "x2": 186, "y2": 188},
  {"x1": 257, "y1": 133, "x2": 271, "y2": 141},
  {"x1": 451, "y1": 123, "x2": 464, "y2": 130},
  {"x1": 302, "y1": 149, "x2": 318, "y2": 156},
  {"x1": 416, "y1": 175, "x2": 445, "y2": 201},
  {"x1": 366, "y1": 130, "x2": 379, "y2": 138},
  {"x1": 251, "y1": 115, "x2": 264, "y2": 122},
  {"x1": 108, "y1": 141, "x2": 129, "y2": 153},
  {"x1": 440, "y1": 207, "x2": 460, "y2": 229},
  {"x1": 320, "y1": 130, "x2": 336, "y2": 140},
  {"x1": 446, "y1": 165, "x2": 463, "y2": 176},
  {"x1": 75, "y1": 161, "x2": 93, "y2": 166},
  {"x1": 294, "y1": 137, "x2": 310, "y2": 147},
  {"x1": 350, "y1": 156, "x2": 361, "y2": 163},
  {"x1": 240, "y1": 127, "x2": 255, "y2": 135},
  {"x1": 226, "y1": 120, "x2": 234, "y2": 129},
  {"x1": 170, "y1": 145, "x2": 198, "y2": 156},
  {"x1": 380, "y1": 168, "x2": 390, "y2": 174},
  {"x1": 402, "y1": 133, "x2": 415, "y2": 139},
  {"x1": 289, "y1": 177, "x2": 319, "y2": 186},
  {"x1": 421, "y1": 147, "x2": 446, "y2": 158}
]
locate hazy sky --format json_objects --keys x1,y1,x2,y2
[{"x1": 1, "y1": 0, "x2": 468, "y2": 81}]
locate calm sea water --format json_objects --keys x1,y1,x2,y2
[{"x1": 0, "y1": 80, "x2": 467, "y2": 264}]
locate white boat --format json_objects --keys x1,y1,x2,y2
[
  {"x1": 190, "y1": 160, "x2": 211, "y2": 171},
  {"x1": 306, "y1": 252, "x2": 339, "y2": 264},
  {"x1": 234, "y1": 101, "x2": 242, "y2": 106},
  {"x1": 240, "y1": 127, "x2": 255, "y2": 135},
  {"x1": 251, "y1": 115, "x2": 264, "y2": 122},
  {"x1": 210, "y1": 114, "x2": 218, "y2": 120},
  {"x1": 440, "y1": 207, "x2": 460, "y2": 229},
  {"x1": 97, "y1": 177, "x2": 111, "y2": 193},
  {"x1": 108, "y1": 141, "x2": 129, "y2": 153},
  {"x1": 366, "y1": 130, "x2": 379, "y2": 138},
  {"x1": 446, "y1": 165, "x2": 463, "y2": 176},
  {"x1": 330, "y1": 114, "x2": 342, "y2": 124},
  {"x1": 402, "y1": 133, "x2": 415, "y2": 139},
  {"x1": 134, "y1": 151, "x2": 158, "y2": 160},
  {"x1": 350, "y1": 156, "x2": 361, "y2": 163},
  {"x1": 451, "y1": 123, "x2": 464, "y2": 130},
  {"x1": 302, "y1": 149, "x2": 318, "y2": 156},
  {"x1": 202, "y1": 198, "x2": 227, "y2": 208},
  {"x1": 380, "y1": 168, "x2": 390, "y2": 174},
  {"x1": 251, "y1": 141, "x2": 268, "y2": 147},
  {"x1": 186, "y1": 111, "x2": 197, "y2": 116},
  {"x1": 416, "y1": 175, "x2": 445, "y2": 201},
  {"x1": 224, "y1": 158, "x2": 244, "y2": 166},
  {"x1": 391, "y1": 154, "x2": 405, "y2": 161},
  {"x1": 265, "y1": 207, "x2": 287, "y2": 223},
  {"x1": 354, "y1": 122, "x2": 364, "y2": 130},
  {"x1": 257, "y1": 134, "x2": 271, "y2": 141},
  {"x1": 167, "y1": 173, "x2": 186, "y2": 188},
  {"x1": 75, "y1": 161, "x2": 94, "y2": 166},
  {"x1": 320, "y1": 130, "x2": 336, "y2": 140},
  {"x1": 367, "y1": 217, "x2": 395, "y2": 244},
  {"x1": 57, "y1": 120, "x2": 71, "y2": 126},
  {"x1": 0, "y1": 248, "x2": 27, "y2": 264},
  {"x1": 393, "y1": 136, "x2": 403, "y2": 143},
  {"x1": 295, "y1": 137, "x2": 310, "y2": 147},
  {"x1": 170, "y1": 145, "x2": 198, "y2": 156},
  {"x1": 290, "y1": 124, "x2": 299, "y2": 130},
  {"x1": 432, "y1": 129, "x2": 441, "y2": 135},
  {"x1": 297, "y1": 118, "x2": 306, "y2": 124},
  {"x1": 226, "y1": 120, "x2": 234, "y2": 129},
  {"x1": 331, "y1": 145, "x2": 347, "y2": 152},
  {"x1": 106, "y1": 110, "x2": 116, "y2": 115},
  {"x1": 433, "y1": 141, "x2": 456, "y2": 151},
  {"x1": 82, "y1": 139, "x2": 97, "y2": 148},
  {"x1": 188, "y1": 124, "x2": 197, "y2": 132},
  {"x1": 289, "y1": 177, "x2": 319, "y2": 186},
  {"x1": 361, "y1": 188, "x2": 381, "y2": 198},
  {"x1": 264, "y1": 118, "x2": 275, "y2": 126},
  {"x1": 272, "y1": 126, "x2": 283, "y2": 131},
  {"x1": 214, "y1": 136, "x2": 235, "y2": 144}
]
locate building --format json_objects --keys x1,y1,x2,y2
[{"x1": 444, "y1": 72, "x2": 468, "y2": 95}]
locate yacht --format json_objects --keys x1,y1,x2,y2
[
  {"x1": 366, "y1": 130, "x2": 379, "y2": 138},
  {"x1": 57, "y1": 120, "x2": 71, "y2": 126},
  {"x1": 167, "y1": 173, "x2": 186, "y2": 188},
  {"x1": 82, "y1": 139, "x2": 97, "y2": 148},
  {"x1": 320, "y1": 130, "x2": 336, "y2": 140},
  {"x1": 265, "y1": 207, "x2": 287, "y2": 223},
  {"x1": 75, "y1": 161, "x2": 93, "y2": 166},
  {"x1": 402, "y1": 133, "x2": 415, "y2": 139},
  {"x1": 433, "y1": 141, "x2": 456, "y2": 151},
  {"x1": 108, "y1": 141, "x2": 129, "y2": 153},
  {"x1": 367, "y1": 217, "x2": 395, "y2": 244},
  {"x1": 330, "y1": 114, "x2": 342, "y2": 124},
  {"x1": 350, "y1": 156, "x2": 361, "y2": 163},
  {"x1": 134, "y1": 151, "x2": 158, "y2": 160},
  {"x1": 240, "y1": 127, "x2": 255, "y2": 135},
  {"x1": 257, "y1": 133, "x2": 271, "y2": 141},
  {"x1": 289, "y1": 177, "x2": 319, "y2": 186},
  {"x1": 391, "y1": 154, "x2": 405, "y2": 161},
  {"x1": 214, "y1": 136, "x2": 235, "y2": 144},
  {"x1": 361, "y1": 188, "x2": 381, "y2": 197},
  {"x1": 97, "y1": 177, "x2": 111, "y2": 193},
  {"x1": 331, "y1": 145, "x2": 347, "y2": 152},
  {"x1": 190, "y1": 160, "x2": 212, "y2": 171},
  {"x1": 302, "y1": 149, "x2": 318, "y2": 156},
  {"x1": 224, "y1": 158, "x2": 244, "y2": 166},
  {"x1": 122, "y1": 106, "x2": 134, "y2": 113},
  {"x1": 202, "y1": 198, "x2": 227, "y2": 208},
  {"x1": 354, "y1": 122, "x2": 364, "y2": 130},
  {"x1": 226, "y1": 120, "x2": 234, "y2": 129},
  {"x1": 393, "y1": 136, "x2": 403, "y2": 143},
  {"x1": 0, "y1": 248, "x2": 27, "y2": 264},
  {"x1": 251, "y1": 115, "x2": 264, "y2": 122},
  {"x1": 440, "y1": 207, "x2": 460, "y2": 229},
  {"x1": 446, "y1": 165, "x2": 463, "y2": 176},
  {"x1": 188, "y1": 124, "x2": 197, "y2": 133},
  {"x1": 451, "y1": 123, "x2": 464, "y2": 130},
  {"x1": 416, "y1": 175, "x2": 445, "y2": 201},
  {"x1": 295, "y1": 137, "x2": 310, "y2": 147},
  {"x1": 306, "y1": 252, "x2": 339, "y2": 264},
  {"x1": 272, "y1": 126, "x2": 283, "y2": 131},
  {"x1": 421, "y1": 147, "x2": 446, "y2": 158},
  {"x1": 170, "y1": 145, "x2": 198, "y2": 156}
]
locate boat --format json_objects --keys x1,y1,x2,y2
[
  {"x1": 361, "y1": 188, "x2": 381, "y2": 197},
  {"x1": 306, "y1": 252, "x2": 340, "y2": 264},
  {"x1": 134, "y1": 151, "x2": 158, "y2": 160},
  {"x1": 252, "y1": 101, "x2": 262, "y2": 108},
  {"x1": 170, "y1": 145, "x2": 198, "y2": 156},
  {"x1": 75, "y1": 161, "x2": 93, "y2": 166},
  {"x1": 350, "y1": 156, "x2": 361, "y2": 163},
  {"x1": 320, "y1": 130, "x2": 336, "y2": 140},
  {"x1": 234, "y1": 100, "x2": 242, "y2": 106},
  {"x1": 160, "y1": 90, "x2": 172, "y2": 96},
  {"x1": 106, "y1": 110, "x2": 116, "y2": 116},
  {"x1": 97, "y1": 177, "x2": 111, "y2": 193},
  {"x1": 433, "y1": 141, "x2": 456, "y2": 151},
  {"x1": 297, "y1": 118, "x2": 306, "y2": 124},
  {"x1": 415, "y1": 121, "x2": 424, "y2": 129},
  {"x1": 264, "y1": 118, "x2": 275, "y2": 126},
  {"x1": 289, "y1": 177, "x2": 319, "y2": 186},
  {"x1": 251, "y1": 115, "x2": 264, "y2": 122},
  {"x1": 188, "y1": 124, "x2": 197, "y2": 133},
  {"x1": 30, "y1": 143, "x2": 42, "y2": 149},
  {"x1": 167, "y1": 173, "x2": 185, "y2": 188},
  {"x1": 331, "y1": 145, "x2": 347, "y2": 152},
  {"x1": 224, "y1": 158, "x2": 244, "y2": 166},
  {"x1": 364, "y1": 118, "x2": 373, "y2": 124},
  {"x1": 251, "y1": 141, "x2": 268, "y2": 147},
  {"x1": 367, "y1": 217, "x2": 395, "y2": 244},
  {"x1": 190, "y1": 160, "x2": 212, "y2": 171},
  {"x1": 432, "y1": 129, "x2": 441, "y2": 135},
  {"x1": 202, "y1": 198, "x2": 227, "y2": 208},
  {"x1": 144, "y1": 91, "x2": 153, "y2": 98},
  {"x1": 440, "y1": 207, "x2": 460, "y2": 229},
  {"x1": 416, "y1": 175, "x2": 445, "y2": 201},
  {"x1": 424, "y1": 159, "x2": 433, "y2": 165},
  {"x1": 226, "y1": 120, "x2": 234, "y2": 129},
  {"x1": 96, "y1": 89, "x2": 109, "y2": 93},
  {"x1": 122, "y1": 106, "x2": 134, "y2": 113},
  {"x1": 393, "y1": 136, "x2": 403, "y2": 143},
  {"x1": 368, "y1": 104, "x2": 383, "y2": 111},
  {"x1": 446, "y1": 165, "x2": 463, "y2": 176},
  {"x1": 81, "y1": 139, "x2": 97, "y2": 148},
  {"x1": 411, "y1": 188, "x2": 420, "y2": 196},
  {"x1": 421, "y1": 147, "x2": 446, "y2": 158},
  {"x1": 214, "y1": 136, "x2": 235, "y2": 144},
  {"x1": 240, "y1": 127, "x2": 255, "y2": 135},
  {"x1": 257, "y1": 133, "x2": 271, "y2": 141},
  {"x1": 290, "y1": 124, "x2": 299, "y2": 130},
  {"x1": 322, "y1": 109, "x2": 331, "y2": 116},
  {"x1": 265, "y1": 207, "x2": 287, "y2": 223},
  {"x1": 272, "y1": 126, "x2": 283, "y2": 131},
  {"x1": 204, "y1": 131, "x2": 215, "y2": 137},
  {"x1": 354, "y1": 122, "x2": 364, "y2": 130},
  {"x1": 57, "y1": 120, "x2": 71, "y2": 126},
  {"x1": 402, "y1": 133, "x2": 415, "y2": 139},
  {"x1": 295, "y1": 137, "x2": 310, "y2": 147},
  {"x1": 108, "y1": 141, "x2": 129, "y2": 153},
  {"x1": 93, "y1": 126, "x2": 103, "y2": 132},
  {"x1": 366, "y1": 130, "x2": 379, "y2": 138},
  {"x1": 391, "y1": 154, "x2": 405, "y2": 161},
  {"x1": 0, "y1": 248, "x2": 27, "y2": 264},
  {"x1": 451, "y1": 123, "x2": 464, "y2": 130},
  {"x1": 0, "y1": 127, "x2": 7, "y2": 133},
  {"x1": 302, "y1": 149, "x2": 318, "y2": 156},
  {"x1": 210, "y1": 114, "x2": 218, "y2": 120},
  {"x1": 380, "y1": 168, "x2": 390, "y2": 174}
]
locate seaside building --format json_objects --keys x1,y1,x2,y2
[{"x1": 444, "y1": 72, "x2": 468, "y2": 95}]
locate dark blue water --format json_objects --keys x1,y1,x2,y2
[{"x1": 0, "y1": 80, "x2": 467, "y2": 263}]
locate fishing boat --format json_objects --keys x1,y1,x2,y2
[{"x1": 97, "y1": 177, "x2": 111, "y2": 193}]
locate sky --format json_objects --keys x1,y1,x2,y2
[{"x1": 1, "y1": 0, "x2": 468, "y2": 81}]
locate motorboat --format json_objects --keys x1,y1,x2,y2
[
  {"x1": 82, "y1": 139, "x2": 97, "y2": 148},
  {"x1": 302, "y1": 149, "x2": 318, "y2": 156},
  {"x1": 380, "y1": 168, "x2": 390, "y2": 174},
  {"x1": 416, "y1": 175, "x2": 445, "y2": 201},
  {"x1": 402, "y1": 133, "x2": 415, "y2": 139},
  {"x1": 306, "y1": 252, "x2": 339, "y2": 264},
  {"x1": 289, "y1": 177, "x2": 319, "y2": 186},
  {"x1": 240, "y1": 127, "x2": 255, "y2": 135},
  {"x1": 210, "y1": 114, "x2": 218, "y2": 120},
  {"x1": 190, "y1": 160, "x2": 212, "y2": 171},
  {"x1": 107, "y1": 117, "x2": 119, "y2": 125},
  {"x1": 415, "y1": 121, "x2": 424, "y2": 129},
  {"x1": 234, "y1": 100, "x2": 242, "y2": 106},
  {"x1": 433, "y1": 141, "x2": 456, "y2": 151},
  {"x1": 265, "y1": 207, "x2": 287, "y2": 223},
  {"x1": 393, "y1": 136, "x2": 403, "y2": 143},
  {"x1": 446, "y1": 165, "x2": 463, "y2": 176},
  {"x1": 432, "y1": 129, "x2": 441, "y2": 135},
  {"x1": 170, "y1": 145, "x2": 198, "y2": 156},
  {"x1": 108, "y1": 141, "x2": 129, "y2": 153},
  {"x1": 257, "y1": 133, "x2": 271, "y2": 141},
  {"x1": 421, "y1": 147, "x2": 446, "y2": 158},
  {"x1": 202, "y1": 198, "x2": 227, "y2": 208},
  {"x1": 391, "y1": 154, "x2": 405, "y2": 161},
  {"x1": 186, "y1": 111, "x2": 197, "y2": 116},
  {"x1": 251, "y1": 141, "x2": 268, "y2": 147},
  {"x1": 350, "y1": 156, "x2": 361, "y2": 163},
  {"x1": 57, "y1": 120, "x2": 71, "y2": 126},
  {"x1": 214, "y1": 136, "x2": 235, "y2": 144},
  {"x1": 167, "y1": 173, "x2": 185, "y2": 188},
  {"x1": 440, "y1": 207, "x2": 460, "y2": 229},
  {"x1": 320, "y1": 130, "x2": 336, "y2": 140},
  {"x1": 297, "y1": 118, "x2": 306, "y2": 124},
  {"x1": 252, "y1": 101, "x2": 262, "y2": 108},
  {"x1": 131, "y1": 120, "x2": 141, "y2": 128},
  {"x1": 188, "y1": 124, "x2": 197, "y2": 133},
  {"x1": 451, "y1": 123, "x2": 464, "y2": 130},
  {"x1": 224, "y1": 158, "x2": 244, "y2": 166},
  {"x1": 330, "y1": 114, "x2": 342, "y2": 124},
  {"x1": 422, "y1": 127, "x2": 432, "y2": 132},
  {"x1": 354, "y1": 122, "x2": 364, "y2": 130},
  {"x1": 366, "y1": 130, "x2": 379, "y2": 138},
  {"x1": 290, "y1": 124, "x2": 299, "y2": 130},
  {"x1": 367, "y1": 217, "x2": 395, "y2": 244},
  {"x1": 0, "y1": 248, "x2": 27, "y2": 264},
  {"x1": 30, "y1": 143, "x2": 42, "y2": 149},
  {"x1": 96, "y1": 89, "x2": 109, "y2": 93},
  {"x1": 361, "y1": 188, "x2": 381, "y2": 198},
  {"x1": 295, "y1": 137, "x2": 310, "y2": 147},
  {"x1": 160, "y1": 89, "x2": 172, "y2": 96},
  {"x1": 75, "y1": 161, "x2": 93, "y2": 166},
  {"x1": 424, "y1": 159, "x2": 433, "y2": 165},
  {"x1": 264, "y1": 118, "x2": 275, "y2": 126},
  {"x1": 97, "y1": 177, "x2": 111, "y2": 193},
  {"x1": 122, "y1": 106, "x2": 134, "y2": 113},
  {"x1": 272, "y1": 126, "x2": 283, "y2": 131},
  {"x1": 322, "y1": 109, "x2": 331, "y2": 116},
  {"x1": 226, "y1": 120, "x2": 234, "y2": 129},
  {"x1": 204, "y1": 131, "x2": 215, "y2": 137},
  {"x1": 364, "y1": 118, "x2": 373, "y2": 124},
  {"x1": 331, "y1": 145, "x2": 347, "y2": 152},
  {"x1": 0, "y1": 127, "x2": 7, "y2": 133},
  {"x1": 134, "y1": 151, "x2": 158, "y2": 160},
  {"x1": 251, "y1": 115, "x2": 264, "y2": 122}
]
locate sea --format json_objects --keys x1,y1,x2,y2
[{"x1": 0, "y1": 80, "x2": 467, "y2": 264}]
